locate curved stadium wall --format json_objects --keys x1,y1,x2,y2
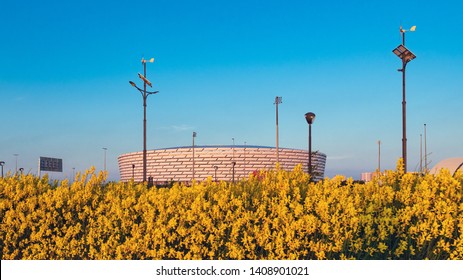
[{"x1": 118, "y1": 146, "x2": 326, "y2": 184}]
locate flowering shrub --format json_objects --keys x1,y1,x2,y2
[{"x1": 1, "y1": 162, "x2": 462, "y2": 260}]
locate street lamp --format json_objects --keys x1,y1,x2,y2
[
  {"x1": 305, "y1": 112, "x2": 316, "y2": 179},
  {"x1": 274, "y1": 96, "x2": 282, "y2": 165},
  {"x1": 129, "y1": 57, "x2": 159, "y2": 183},
  {"x1": 0, "y1": 161, "x2": 5, "y2": 177},
  {"x1": 393, "y1": 27, "x2": 416, "y2": 173},
  {"x1": 192, "y1": 131, "x2": 197, "y2": 182}
]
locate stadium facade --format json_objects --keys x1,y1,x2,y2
[{"x1": 118, "y1": 145, "x2": 326, "y2": 184}]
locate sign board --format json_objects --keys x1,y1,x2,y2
[{"x1": 39, "y1": 157, "x2": 63, "y2": 172}]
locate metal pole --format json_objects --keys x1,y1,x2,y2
[
  {"x1": 143, "y1": 62, "x2": 147, "y2": 183},
  {"x1": 420, "y1": 134, "x2": 423, "y2": 173},
  {"x1": 232, "y1": 161, "x2": 236, "y2": 184},
  {"x1": 309, "y1": 123, "x2": 312, "y2": 179},
  {"x1": 103, "y1": 148, "x2": 107, "y2": 171},
  {"x1": 402, "y1": 61, "x2": 407, "y2": 173},
  {"x1": 275, "y1": 97, "x2": 280, "y2": 165},
  {"x1": 378, "y1": 140, "x2": 381, "y2": 172},
  {"x1": 424, "y1": 123, "x2": 428, "y2": 172},
  {"x1": 192, "y1": 132, "x2": 196, "y2": 181},
  {"x1": 244, "y1": 141, "x2": 246, "y2": 177}
]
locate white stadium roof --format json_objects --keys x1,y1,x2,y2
[{"x1": 430, "y1": 158, "x2": 463, "y2": 176}]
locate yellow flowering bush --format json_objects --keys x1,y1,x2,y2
[{"x1": 1, "y1": 161, "x2": 462, "y2": 260}]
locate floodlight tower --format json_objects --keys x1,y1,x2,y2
[
  {"x1": 129, "y1": 58, "x2": 158, "y2": 183},
  {"x1": 393, "y1": 26, "x2": 416, "y2": 173}
]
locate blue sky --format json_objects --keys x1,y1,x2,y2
[{"x1": 1, "y1": 0, "x2": 462, "y2": 180}]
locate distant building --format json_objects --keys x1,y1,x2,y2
[
  {"x1": 118, "y1": 145, "x2": 327, "y2": 184},
  {"x1": 361, "y1": 172, "x2": 374, "y2": 182}
]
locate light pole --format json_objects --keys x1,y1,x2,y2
[
  {"x1": 102, "y1": 148, "x2": 107, "y2": 172},
  {"x1": 393, "y1": 26, "x2": 416, "y2": 173},
  {"x1": 192, "y1": 131, "x2": 197, "y2": 182},
  {"x1": 424, "y1": 123, "x2": 428, "y2": 172},
  {"x1": 129, "y1": 58, "x2": 158, "y2": 183},
  {"x1": 305, "y1": 112, "x2": 316, "y2": 179},
  {"x1": 274, "y1": 96, "x2": 282, "y2": 165},
  {"x1": 232, "y1": 138, "x2": 236, "y2": 182},
  {"x1": 244, "y1": 141, "x2": 247, "y2": 177},
  {"x1": 232, "y1": 161, "x2": 236, "y2": 184},
  {"x1": 0, "y1": 161, "x2": 5, "y2": 177}
]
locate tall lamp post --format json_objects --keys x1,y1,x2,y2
[
  {"x1": 274, "y1": 96, "x2": 282, "y2": 165},
  {"x1": 305, "y1": 112, "x2": 316, "y2": 179},
  {"x1": 129, "y1": 58, "x2": 159, "y2": 183},
  {"x1": 393, "y1": 26, "x2": 416, "y2": 173}
]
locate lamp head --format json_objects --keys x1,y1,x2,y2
[
  {"x1": 305, "y1": 112, "x2": 316, "y2": 125},
  {"x1": 129, "y1": 81, "x2": 136, "y2": 87}
]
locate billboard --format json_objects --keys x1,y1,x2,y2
[{"x1": 39, "y1": 157, "x2": 63, "y2": 172}]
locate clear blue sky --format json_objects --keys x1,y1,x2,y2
[{"x1": 1, "y1": 0, "x2": 462, "y2": 180}]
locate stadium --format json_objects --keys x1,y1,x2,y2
[{"x1": 118, "y1": 145, "x2": 327, "y2": 184}]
